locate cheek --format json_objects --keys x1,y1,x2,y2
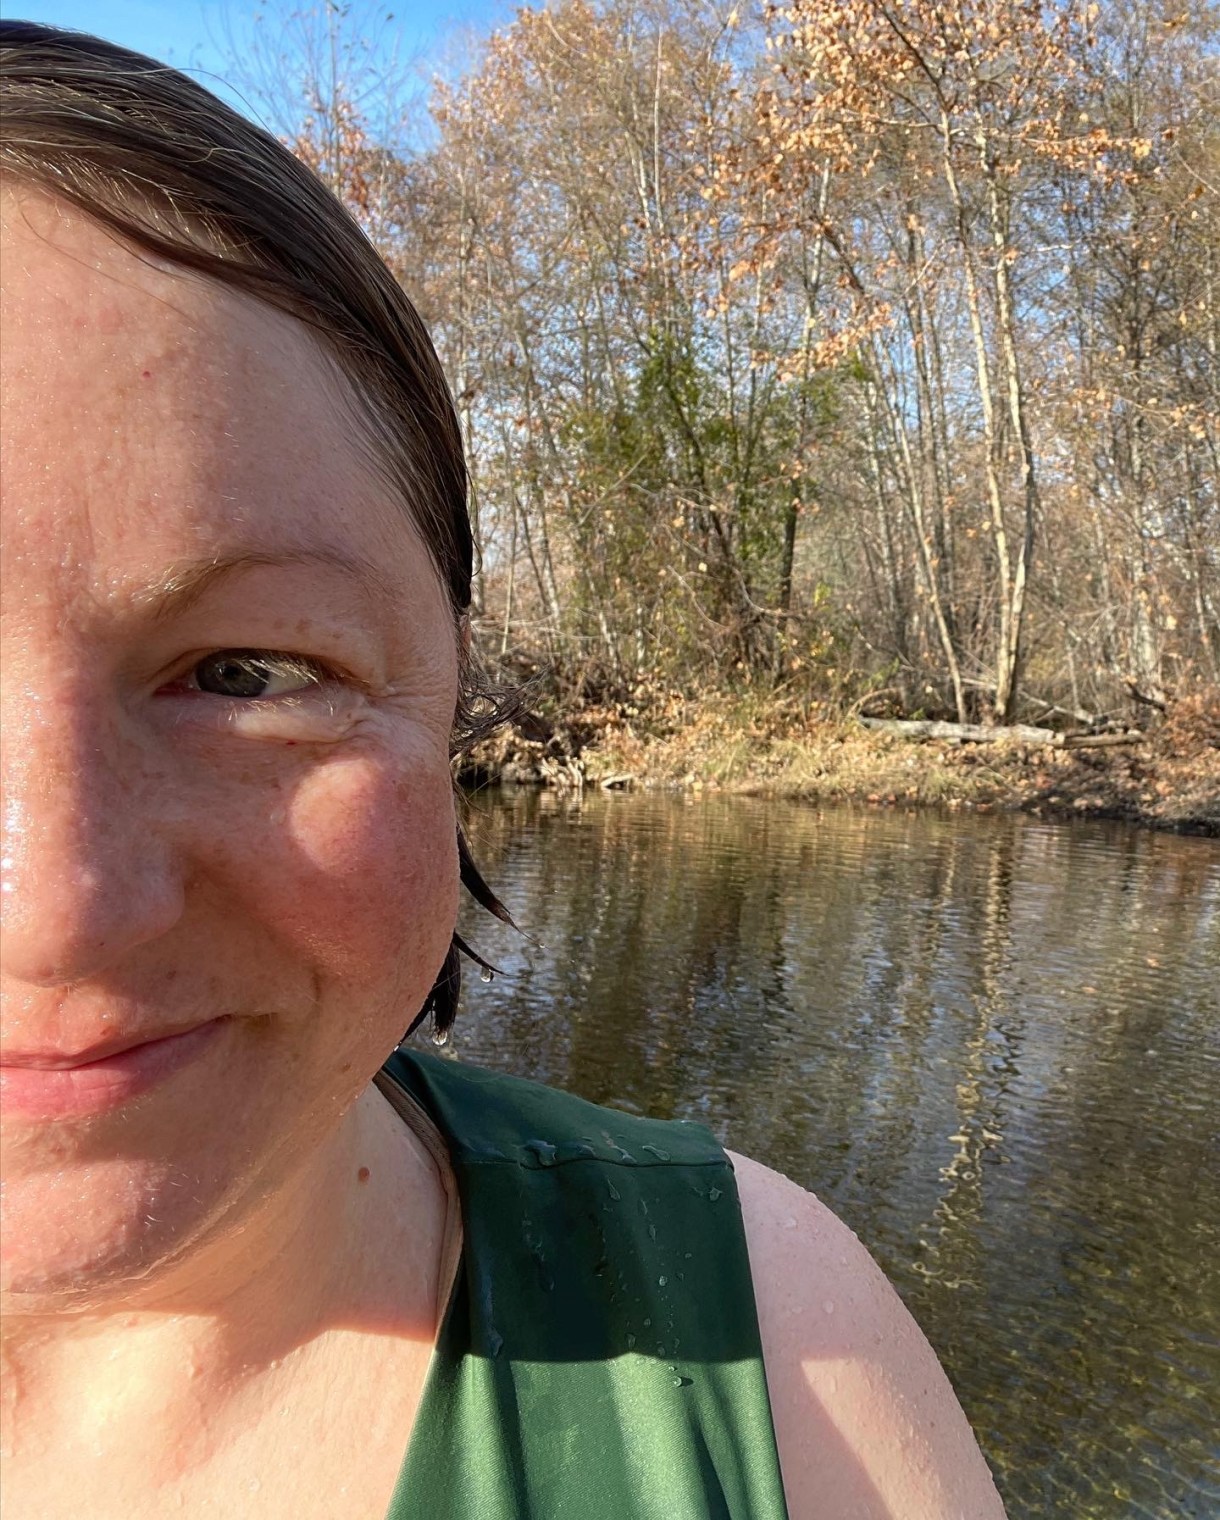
[{"x1": 227, "y1": 749, "x2": 458, "y2": 997}]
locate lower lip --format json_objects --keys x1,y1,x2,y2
[{"x1": 0, "y1": 1019, "x2": 229, "y2": 1121}]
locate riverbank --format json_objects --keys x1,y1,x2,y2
[{"x1": 463, "y1": 690, "x2": 1220, "y2": 835}]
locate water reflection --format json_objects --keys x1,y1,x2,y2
[{"x1": 446, "y1": 790, "x2": 1220, "y2": 1519}]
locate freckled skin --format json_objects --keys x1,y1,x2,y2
[{"x1": 0, "y1": 188, "x2": 458, "y2": 1306}]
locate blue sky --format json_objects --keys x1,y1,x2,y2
[{"x1": 1, "y1": 2, "x2": 513, "y2": 119}]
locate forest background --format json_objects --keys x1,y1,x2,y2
[{"x1": 230, "y1": 0, "x2": 1219, "y2": 827}]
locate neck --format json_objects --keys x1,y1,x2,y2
[{"x1": 0, "y1": 1083, "x2": 447, "y2": 1484}]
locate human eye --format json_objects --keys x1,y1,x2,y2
[
  {"x1": 182, "y1": 649, "x2": 331, "y2": 700},
  {"x1": 156, "y1": 646, "x2": 368, "y2": 743}
]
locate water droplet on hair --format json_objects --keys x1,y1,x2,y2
[
  {"x1": 480, "y1": 966, "x2": 494, "y2": 983},
  {"x1": 432, "y1": 1026, "x2": 451, "y2": 1047}
]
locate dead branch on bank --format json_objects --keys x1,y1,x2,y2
[{"x1": 857, "y1": 719, "x2": 1146, "y2": 749}]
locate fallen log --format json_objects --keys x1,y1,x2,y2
[
  {"x1": 857, "y1": 718, "x2": 1145, "y2": 748},
  {"x1": 859, "y1": 719, "x2": 1056, "y2": 743},
  {"x1": 1061, "y1": 731, "x2": 1148, "y2": 748}
]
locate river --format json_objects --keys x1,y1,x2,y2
[{"x1": 448, "y1": 789, "x2": 1219, "y2": 1519}]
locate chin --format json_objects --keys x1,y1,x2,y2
[{"x1": 0, "y1": 1151, "x2": 234, "y2": 1310}]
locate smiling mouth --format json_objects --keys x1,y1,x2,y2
[{"x1": 0, "y1": 1017, "x2": 230, "y2": 1120}]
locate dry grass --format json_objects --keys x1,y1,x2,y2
[{"x1": 467, "y1": 690, "x2": 1220, "y2": 834}]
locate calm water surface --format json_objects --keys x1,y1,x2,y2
[{"x1": 446, "y1": 790, "x2": 1219, "y2": 1520}]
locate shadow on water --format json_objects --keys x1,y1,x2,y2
[{"x1": 446, "y1": 789, "x2": 1220, "y2": 1520}]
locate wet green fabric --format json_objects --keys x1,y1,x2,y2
[{"x1": 378, "y1": 1049, "x2": 790, "y2": 1520}]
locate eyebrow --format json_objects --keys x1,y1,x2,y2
[{"x1": 136, "y1": 548, "x2": 399, "y2": 621}]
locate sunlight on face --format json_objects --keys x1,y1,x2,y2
[{"x1": 0, "y1": 189, "x2": 460, "y2": 1305}]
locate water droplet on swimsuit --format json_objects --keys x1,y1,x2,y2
[
  {"x1": 480, "y1": 966, "x2": 494, "y2": 983},
  {"x1": 602, "y1": 1130, "x2": 635, "y2": 1163},
  {"x1": 625, "y1": 1333, "x2": 637, "y2": 1350},
  {"x1": 431, "y1": 1026, "x2": 451, "y2": 1047},
  {"x1": 707, "y1": 1187, "x2": 722, "y2": 1202},
  {"x1": 672, "y1": 1375, "x2": 693, "y2": 1389},
  {"x1": 533, "y1": 1248, "x2": 555, "y2": 1292},
  {"x1": 643, "y1": 1317, "x2": 652, "y2": 1327},
  {"x1": 658, "y1": 1275, "x2": 668, "y2": 1287},
  {"x1": 525, "y1": 1139, "x2": 558, "y2": 1167},
  {"x1": 606, "y1": 1179, "x2": 621, "y2": 1201},
  {"x1": 487, "y1": 1327, "x2": 504, "y2": 1359},
  {"x1": 641, "y1": 1143, "x2": 670, "y2": 1161}
]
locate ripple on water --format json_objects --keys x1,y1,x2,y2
[{"x1": 455, "y1": 792, "x2": 1220, "y2": 1519}]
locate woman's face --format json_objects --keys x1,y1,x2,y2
[{"x1": 0, "y1": 192, "x2": 460, "y2": 1304}]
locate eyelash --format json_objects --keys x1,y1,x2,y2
[{"x1": 167, "y1": 649, "x2": 343, "y2": 700}]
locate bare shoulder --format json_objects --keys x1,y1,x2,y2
[{"x1": 727, "y1": 1150, "x2": 1007, "y2": 1520}]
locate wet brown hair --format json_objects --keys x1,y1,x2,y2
[{"x1": 0, "y1": 19, "x2": 512, "y2": 1040}]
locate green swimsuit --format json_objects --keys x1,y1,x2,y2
[{"x1": 373, "y1": 1050, "x2": 791, "y2": 1519}]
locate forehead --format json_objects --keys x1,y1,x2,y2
[{"x1": 0, "y1": 189, "x2": 419, "y2": 595}]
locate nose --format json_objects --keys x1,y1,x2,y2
[{"x1": 0, "y1": 679, "x2": 185, "y2": 987}]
